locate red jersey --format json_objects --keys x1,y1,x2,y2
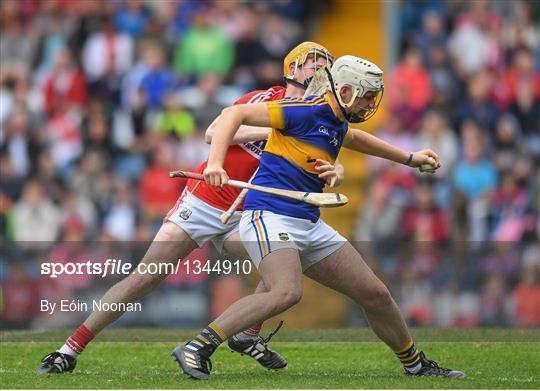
[{"x1": 186, "y1": 86, "x2": 286, "y2": 211}]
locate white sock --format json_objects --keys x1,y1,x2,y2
[{"x1": 58, "y1": 344, "x2": 79, "y2": 357}]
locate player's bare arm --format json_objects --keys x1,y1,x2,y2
[
  {"x1": 343, "y1": 127, "x2": 441, "y2": 172},
  {"x1": 204, "y1": 103, "x2": 271, "y2": 186},
  {"x1": 205, "y1": 115, "x2": 271, "y2": 145}
]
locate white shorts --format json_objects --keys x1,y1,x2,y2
[
  {"x1": 239, "y1": 210, "x2": 347, "y2": 271},
  {"x1": 166, "y1": 190, "x2": 241, "y2": 252}
]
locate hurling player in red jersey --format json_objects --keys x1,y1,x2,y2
[{"x1": 37, "y1": 42, "x2": 339, "y2": 375}]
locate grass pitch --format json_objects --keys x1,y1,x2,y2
[{"x1": 1, "y1": 328, "x2": 539, "y2": 389}]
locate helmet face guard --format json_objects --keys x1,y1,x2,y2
[
  {"x1": 328, "y1": 55, "x2": 384, "y2": 123},
  {"x1": 283, "y1": 42, "x2": 335, "y2": 89}
]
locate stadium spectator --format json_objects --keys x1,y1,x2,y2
[
  {"x1": 455, "y1": 69, "x2": 500, "y2": 131},
  {"x1": 489, "y1": 171, "x2": 529, "y2": 241},
  {"x1": 34, "y1": 11, "x2": 69, "y2": 73},
  {"x1": 3, "y1": 107, "x2": 32, "y2": 177},
  {"x1": 45, "y1": 109, "x2": 83, "y2": 175},
  {"x1": 453, "y1": 121, "x2": 497, "y2": 242},
  {"x1": 82, "y1": 16, "x2": 134, "y2": 103},
  {"x1": 155, "y1": 93, "x2": 196, "y2": 140},
  {"x1": 191, "y1": 74, "x2": 226, "y2": 131},
  {"x1": 12, "y1": 180, "x2": 61, "y2": 245},
  {"x1": 0, "y1": 153, "x2": 25, "y2": 202},
  {"x1": 496, "y1": 47, "x2": 540, "y2": 108},
  {"x1": 388, "y1": 47, "x2": 432, "y2": 128},
  {"x1": 0, "y1": 13, "x2": 37, "y2": 80},
  {"x1": 82, "y1": 16, "x2": 134, "y2": 81},
  {"x1": 102, "y1": 181, "x2": 137, "y2": 241},
  {"x1": 448, "y1": 0, "x2": 502, "y2": 76},
  {"x1": 481, "y1": 243, "x2": 521, "y2": 286},
  {"x1": 425, "y1": 44, "x2": 459, "y2": 118},
  {"x1": 258, "y1": 11, "x2": 300, "y2": 62},
  {"x1": 479, "y1": 273, "x2": 509, "y2": 326},
  {"x1": 415, "y1": 11, "x2": 447, "y2": 66},
  {"x1": 512, "y1": 246, "x2": 540, "y2": 327},
  {"x1": 35, "y1": 149, "x2": 65, "y2": 203},
  {"x1": 415, "y1": 110, "x2": 457, "y2": 178},
  {"x1": 232, "y1": 8, "x2": 268, "y2": 89},
  {"x1": 138, "y1": 44, "x2": 176, "y2": 111},
  {"x1": 173, "y1": 10, "x2": 234, "y2": 78},
  {"x1": 68, "y1": 150, "x2": 110, "y2": 208},
  {"x1": 114, "y1": 0, "x2": 151, "y2": 39},
  {"x1": 492, "y1": 114, "x2": 524, "y2": 172},
  {"x1": 509, "y1": 79, "x2": 540, "y2": 160},
  {"x1": 58, "y1": 190, "x2": 97, "y2": 238},
  {"x1": 400, "y1": 181, "x2": 450, "y2": 241},
  {"x1": 0, "y1": 263, "x2": 41, "y2": 329},
  {"x1": 43, "y1": 48, "x2": 88, "y2": 117},
  {"x1": 354, "y1": 178, "x2": 403, "y2": 244},
  {"x1": 139, "y1": 145, "x2": 183, "y2": 224}
]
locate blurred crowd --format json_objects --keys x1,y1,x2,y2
[
  {"x1": 353, "y1": 0, "x2": 540, "y2": 328},
  {"x1": 1, "y1": 0, "x2": 539, "y2": 330},
  {"x1": 0, "y1": 0, "x2": 320, "y2": 329}
]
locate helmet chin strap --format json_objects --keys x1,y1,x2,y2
[
  {"x1": 283, "y1": 76, "x2": 311, "y2": 90},
  {"x1": 325, "y1": 67, "x2": 365, "y2": 123}
]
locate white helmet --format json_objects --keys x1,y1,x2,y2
[{"x1": 329, "y1": 55, "x2": 384, "y2": 122}]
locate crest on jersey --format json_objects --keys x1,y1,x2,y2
[
  {"x1": 278, "y1": 232, "x2": 290, "y2": 241},
  {"x1": 330, "y1": 130, "x2": 339, "y2": 147},
  {"x1": 179, "y1": 207, "x2": 192, "y2": 220},
  {"x1": 240, "y1": 140, "x2": 267, "y2": 159}
]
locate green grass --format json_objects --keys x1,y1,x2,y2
[{"x1": 1, "y1": 329, "x2": 539, "y2": 389}]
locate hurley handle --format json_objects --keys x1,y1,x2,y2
[{"x1": 169, "y1": 170, "x2": 204, "y2": 180}]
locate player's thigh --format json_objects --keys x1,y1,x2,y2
[
  {"x1": 259, "y1": 248, "x2": 302, "y2": 296},
  {"x1": 137, "y1": 221, "x2": 197, "y2": 269},
  {"x1": 303, "y1": 241, "x2": 384, "y2": 300},
  {"x1": 123, "y1": 222, "x2": 198, "y2": 290},
  {"x1": 222, "y1": 231, "x2": 251, "y2": 259}
]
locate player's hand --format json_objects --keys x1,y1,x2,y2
[
  {"x1": 203, "y1": 165, "x2": 229, "y2": 188},
  {"x1": 409, "y1": 149, "x2": 441, "y2": 174},
  {"x1": 315, "y1": 159, "x2": 344, "y2": 188}
]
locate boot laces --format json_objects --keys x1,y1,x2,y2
[{"x1": 261, "y1": 320, "x2": 284, "y2": 345}]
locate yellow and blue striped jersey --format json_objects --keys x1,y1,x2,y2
[{"x1": 244, "y1": 93, "x2": 350, "y2": 222}]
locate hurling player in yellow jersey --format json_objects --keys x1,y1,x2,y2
[{"x1": 173, "y1": 56, "x2": 465, "y2": 380}]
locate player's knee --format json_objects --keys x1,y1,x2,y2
[
  {"x1": 156, "y1": 221, "x2": 184, "y2": 241},
  {"x1": 362, "y1": 284, "x2": 393, "y2": 310},
  {"x1": 127, "y1": 272, "x2": 162, "y2": 294},
  {"x1": 273, "y1": 286, "x2": 302, "y2": 311}
]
